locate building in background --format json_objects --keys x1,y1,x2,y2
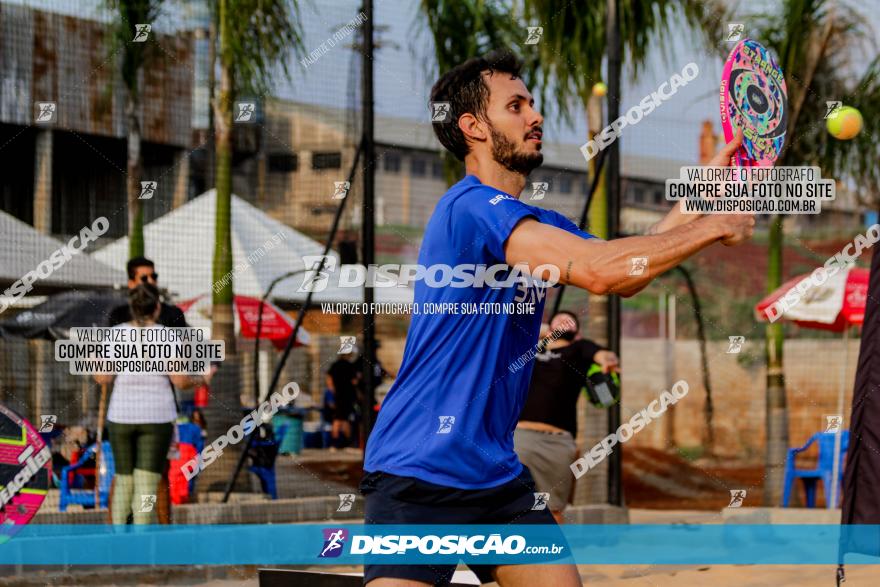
[
  {"x1": 0, "y1": 3, "x2": 198, "y2": 241},
  {"x1": 242, "y1": 98, "x2": 689, "y2": 249}
]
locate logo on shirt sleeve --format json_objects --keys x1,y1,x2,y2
[{"x1": 489, "y1": 194, "x2": 516, "y2": 205}]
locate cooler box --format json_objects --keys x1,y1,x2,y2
[{"x1": 272, "y1": 414, "x2": 303, "y2": 455}]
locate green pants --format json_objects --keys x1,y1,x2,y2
[
  {"x1": 107, "y1": 421, "x2": 174, "y2": 475},
  {"x1": 108, "y1": 421, "x2": 173, "y2": 524}
]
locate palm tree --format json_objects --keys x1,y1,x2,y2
[
  {"x1": 195, "y1": 0, "x2": 305, "y2": 494},
  {"x1": 108, "y1": 0, "x2": 164, "y2": 258},
  {"x1": 525, "y1": 0, "x2": 728, "y2": 122},
  {"x1": 210, "y1": 0, "x2": 304, "y2": 353},
  {"x1": 747, "y1": 0, "x2": 880, "y2": 506}
]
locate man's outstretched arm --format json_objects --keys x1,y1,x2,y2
[
  {"x1": 505, "y1": 133, "x2": 755, "y2": 297},
  {"x1": 504, "y1": 211, "x2": 753, "y2": 296}
]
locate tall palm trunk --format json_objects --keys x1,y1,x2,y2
[
  {"x1": 586, "y1": 95, "x2": 608, "y2": 346},
  {"x1": 764, "y1": 214, "x2": 788, "y2": 504},
  {"x1": 211, "y1": 0, "x2": 235, "y2": 353},
  {"x1": 126, "y1": 91, "x2": 145, "y2": 257},
  {"x1": 201, "y1": 0, "x2": 244, "y2": 495},
  {"x1": 206, "y1": 18, "x2": 216, "y2": 192},
  {"x1": 576, "y1": 95, "x2": 610, "y2": 506}
]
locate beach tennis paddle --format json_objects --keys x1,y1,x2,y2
[
  {"x1": 0, "y1": 404, "x2": 52, "y2": 542},
  {"x1": 584, "y1": 364, "x2": 620, "y2": 409},
  {"x1": 720, "y1": 39, "x2": 788, "y2": 167}
]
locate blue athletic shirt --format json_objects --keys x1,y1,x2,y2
[{"x1": 364, "y1": 175, "x2": 596, "y2": 489}]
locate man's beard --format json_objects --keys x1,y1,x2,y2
[{"x1": 489, "y1": 125, "x2": 543, "y2": 175}]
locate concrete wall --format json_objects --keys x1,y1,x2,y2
[{"x1": 618, "y1": 338, "x2": 859, "y2": 459}]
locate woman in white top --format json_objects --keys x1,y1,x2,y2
[{"x1": 94, "y1": 283, "x2": 206, "y2": 524}]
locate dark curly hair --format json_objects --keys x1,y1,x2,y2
[
  {"x1": 129, "y1": 282, "x2": 161, "y2": 324},
  {"x1": 430, "y1": 50, "x2": 524, "y2": 161}
]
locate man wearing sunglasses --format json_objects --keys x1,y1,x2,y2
[{"x1": 108, "y1": 257, "x2": 188, "y2": 328}]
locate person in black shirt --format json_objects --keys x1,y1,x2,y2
[
  {"x1": 352, "y1": 342, "x2": 387, "y2": 447},
  {"x1": 108, "y1": 257, "x2": 188, "y2": 328},
  {"x1": 326, "y1": 350, "x2": 359, "y2": 450},
  {"x1": 515, "y1": 310, "x2": 619, "y2": 523}
]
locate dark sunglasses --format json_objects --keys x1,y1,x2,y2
[{"x1": 139, "y1": 273, "x2": 158, "y2": 283}]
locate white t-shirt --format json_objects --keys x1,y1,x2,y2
[{"x1": 106, "y1": 323, "x2": 178, "y2": 424}]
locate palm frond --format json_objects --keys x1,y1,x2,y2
[
  {"x1": 416, "y1": 1, "x2": 527, "y2": 80},
  {"x1": 218, "y1": 0, "x2": 306, "y2": 96},
  {"x1": 523, "y1": 0, "x2": 729, "y2": 123},
  {"x1": 821, "y1": 57, "x2": 880, "y2": 203}
]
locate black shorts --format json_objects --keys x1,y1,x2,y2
[
  {"x1": 359, "y1": 466, "x2": 567, "y2": 585},
  {"x1": 332, "y1": 403, "x2": 355, "y2": 421}
]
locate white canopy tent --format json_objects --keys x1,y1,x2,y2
[
  {"x1": 0, "y1": 210, "x2": 126, "y2": 297},
  {"x1": 92, "y1": 189, "x2": 414, "y2": 304}
]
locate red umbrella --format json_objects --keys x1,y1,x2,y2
[
  {"x1": 177, "y1": 294, "x2": 310, "y2": 350},
  {"x1": 754, "y1": 267, "x2": 868, "y2": 331}
]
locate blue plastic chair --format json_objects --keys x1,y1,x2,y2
[
  {"x1": 782, "y1": 431, "x2": 850, "y2": 508},
  {"x1": 59, "y1": 441, "x2": 114, "y2": 511}
]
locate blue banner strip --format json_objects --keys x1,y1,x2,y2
[{"x1": 1, "y1": 525, "x2": 879, "y2": 565}]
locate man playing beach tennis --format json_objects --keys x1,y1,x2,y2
[{"x1": 361, "y1": 50, "x2": 753, "y2": 586}]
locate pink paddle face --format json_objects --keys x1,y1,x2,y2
[
  {"x1": 0, "y1": 405, "x2": 51, "y2": 542},
  {"x1": 720, "y1": 39, "x2": 788, "y2": 167}
]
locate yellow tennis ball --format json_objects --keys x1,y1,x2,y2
[
  {"x1": 592, "y1": 82, "x2": 607, "y2": 97},
  {"x1": 826, "y1": 106, "x2": 863, "y2": 140}
]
